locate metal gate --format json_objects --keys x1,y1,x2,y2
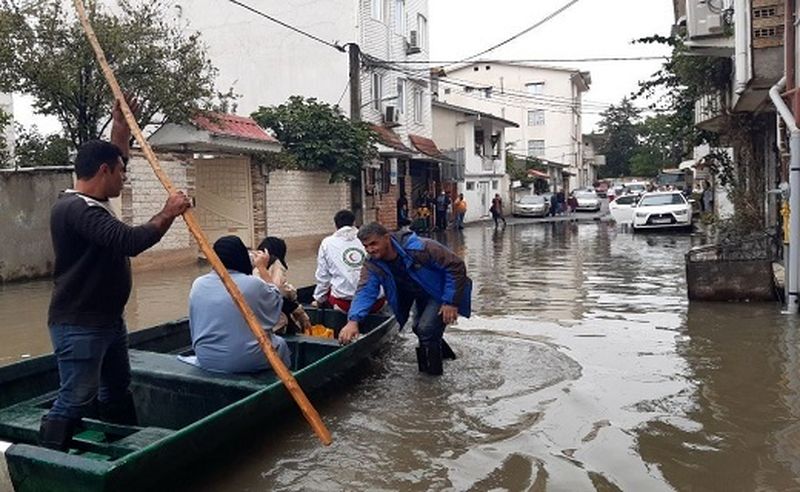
[{"x1": 194, "y1": 157, "x2": 254, "y2": 249}]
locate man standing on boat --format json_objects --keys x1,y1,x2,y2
[
  {"x1": 339, "y1": 222, "x2": 471, "y2": 376},
  {"x1": 40, "y1": 98, "x2": 191, "y2": 451}
]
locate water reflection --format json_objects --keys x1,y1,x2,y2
[{"x1": 2, "y1": 222, "x2": 799, "y2": 490}]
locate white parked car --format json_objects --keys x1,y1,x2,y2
[
  {"x1": 632, "y1": 191, "x2": 693, "y2": 231},
  {"x1": 574, "y1": 190, "x2": 601, "y2": 212},
  {"x1": 608, "y1": 193, "x2": 639, "y2": 225},
  {"x1": 513, "y1": 194, "x2": 549, "y2": 217},
  {"x1": 624, "y1": 182, "x2": 647, "y2": 196}
]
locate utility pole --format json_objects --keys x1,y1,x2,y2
[{"x1": 347, "y1": 43, "x2": 367, "y2": 225}]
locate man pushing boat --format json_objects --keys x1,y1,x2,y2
[
  {"x1": 338, "y1": 222, "x2": 471, "y2": 376},
  {"x1": 39, "y1": 98, "x2": 191, "y2": 451}
]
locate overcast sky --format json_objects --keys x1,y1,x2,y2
[
  {"x1": 14, "y1": 0, "x2": 674, "y2": 135},
  {"x1": 428, "y1": 0, "x2": 675, "y2": 131}
]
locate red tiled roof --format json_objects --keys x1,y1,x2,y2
[
  {"x1": 370, "y1": 124, "x2": 413, "y2": 153},
  {"x1": 192, "y1": 113, "x2": 278, "y2": 143},
  {"x1": 409, "y1": 134, "x2": 450, "y2": 161},
  {"x1": 527, "y1": 169, "x2": 550, "y2": 179}
]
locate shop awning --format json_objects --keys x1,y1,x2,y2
[{"x1": 527, "y1": 169, "x2": 550, "y2": 179}]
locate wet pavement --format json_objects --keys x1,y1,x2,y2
[{"x1": 2, "y1": 221, "x2": 799, "y2": 490}]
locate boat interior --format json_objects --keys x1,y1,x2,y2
[{"x1": 0, "y1": 307, "x2": 389, "y2": 461}]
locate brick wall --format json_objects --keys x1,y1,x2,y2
[
  {"x1": 265, "y1": 170, "x2": 350, "y2": 246},
  {"x1": 123, "y1": 152, "x2": 194, "y2": 254},
  {"x1": 251, "y1": 163, "x2": 267, "y2": 242}
]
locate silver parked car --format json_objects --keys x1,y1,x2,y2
[
  {"x1": 513, "y1": 194, "x2": 549, "y2": 217},
  {"x1": 574, "y1": 190, "x2": 601, "y2": 212}
]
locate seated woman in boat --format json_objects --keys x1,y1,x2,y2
[
  {"x1": 253, "y1": 236, "x2": 312, "y2": 335},
  {"x1": 189, "y1": 235, "x2": 291, "y2": 373}
]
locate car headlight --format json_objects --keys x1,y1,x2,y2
[
  {"x1": 636, "y1": 212, "x2": 648, "y2": 218},
  {"x1": 674, "y1": 209, "x2": 688, "y2": 215}
]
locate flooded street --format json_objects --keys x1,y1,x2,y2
[{"x1": 2, "y1": 221, "x2": 800, "y2": 490}]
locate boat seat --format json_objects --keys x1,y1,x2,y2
[{"x1": 128, "y1": 334, "x2": 341, "y2": 394}]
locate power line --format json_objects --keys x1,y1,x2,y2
[
  {"x1": 227, "y1": 0, "x2": 346, "y2": 52},
  {"x1": 377, "y1": 56, "x2": 669, "y2": 65},
  {"x1": 455, "y1": 0, "x2": 583, "y2": 64}
]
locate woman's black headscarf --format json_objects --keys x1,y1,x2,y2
[{"x1": 213, "y1": 235, "x2": 252, "y2": 275}]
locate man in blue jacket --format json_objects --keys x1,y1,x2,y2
[{"x1": 338, "y1": 222, "x2": 471, "y2": 376}]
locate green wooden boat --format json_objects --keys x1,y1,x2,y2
[{"x1": 0, "y1": 306, "x2": 397, "y2": 492}]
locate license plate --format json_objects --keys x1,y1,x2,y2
[{"x1": 652, "y1": 218, "x2": 672, "y2": 224}]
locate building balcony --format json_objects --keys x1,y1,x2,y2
[
  {"x1": 480, "y1": 156, "x2": 503, "y2": 173},
  {"x1": 695, "y1": 91, "x2": 728, "y2": 132}
]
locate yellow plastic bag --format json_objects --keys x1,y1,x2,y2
[{"x1": 305, "y1": 324, "x2": 334, "y2": 339}]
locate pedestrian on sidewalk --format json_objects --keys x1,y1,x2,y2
[
  {"x1": 40, "y1": 97, "x2": 192, "y2": 451},
  {"x1": 339, "y1": 223, "x2": 471, "y2": 376},
  {"x1": 435, "y1": 190, "x2": 451, "y2": 230},
  {"x1": 490, "y1": 193, "x2": 506, "y2": 227},
  {"x1": 454, "y1": 193, "x2": 467, "y2": 229},
  {"x1": 556, "y1": 189, "x2": 566, "y2": 215},
  {"x1": 549, "y1": 192, "x2": 558, "y2": 217}
]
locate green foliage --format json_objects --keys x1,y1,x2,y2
[
  {"x1": 0, "y1": 0, "x2": 232, "y2": 148},
  {"x1": 629, "y1": 146, "x2": 663, "y2": 177},
  {"x1": 251, "y1": 96, "x2": 378, "y2": 182},
  {"x1": 13, "y1": 124, "x2": 72, "y2": 167},
  {"x1": 507, "y1": 153, "x2": 545, "y2": 186},
  {"x1": 597, "y1": 98, "x2": 640, "y2": 177}
]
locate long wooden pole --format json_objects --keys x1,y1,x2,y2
[{"x1": 71, "y1": 0, "x2": 332, "y2": 445}]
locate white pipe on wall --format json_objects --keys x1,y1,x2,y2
[
  {"x1": 734, "y1": 0, "x2": 752, "y2": 94},
  {"x1": 770, "y1": 77, "x2": 800, "y2": 313}
]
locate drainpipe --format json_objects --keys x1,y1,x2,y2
[
  {"x1": 734, "y1": 0, "x2": 752, "y2": 95},
  {"x1": 770, "y1": 77, "x2": 800, "y2": 313}
]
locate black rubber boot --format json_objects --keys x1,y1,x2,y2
[
  {"x1": 442, "y1": 339, "x2": 457, "y2": 360},
  {"x1": 98, "y1": 391, "x2": 138, "y2": 426},
  {"x1": 416, "y1": 346, "x2": 428, "y2": 372},
  {"x1": 39, "y1": 415, "x2": 77, "y2": 451},
  {"x1": 423, "y1": 343, "x2": 443, "y2": 376}
]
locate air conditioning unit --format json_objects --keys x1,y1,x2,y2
[
  {"x1": 686, "y1": 0, "x2": 727, "y2": 38},
  {"x1": 406, "y1": 30, "x2": 421, "y2": 55},
  {"x1": 383, "y1": 105, "x2": 400, "y2": 127}
]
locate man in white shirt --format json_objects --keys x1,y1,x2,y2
[{"x1": 313, "y1": 210, "x2": 384, "y2": 313}]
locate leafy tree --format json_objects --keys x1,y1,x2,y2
[
  {"x1": 597, "y1": 98, "x2": 641, "y2": 178},
  {"x1": 251, "y1": 96, "x2": 378, "y2": 182},
  {"x1": 0, "y1": 0, "x2": 232, "y2": 149},
  {"x1": 13, "y1": 124, "x2": 71, "y2": 168}
]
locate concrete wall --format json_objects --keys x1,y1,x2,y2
[
  {"x1": 0, "y1": 168, "x2": 73, "y2": 281},
  {"x1": 265, "y1": 170, "x2": 351, "y2": 251}
]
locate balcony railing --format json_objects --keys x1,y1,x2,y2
[
  {"x1": 695, "y1": 91, "x2": 727, "y2": 132},
  {"x1": 442, "y1": 148, "x2": 465, "y2": 182}
]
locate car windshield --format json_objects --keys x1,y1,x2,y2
[
  {"x1": 519, "y1": 195, "x2": 544, "y2": 204},
  {"x1": 614, "y1": 195, "x2": 637, "y2": 205},
  {"x1": 575, "y1": 192, "x2": 596, "y2": 199},
  {"x1": 638, "y1": 194, "x2": 685, "y2": 207}
]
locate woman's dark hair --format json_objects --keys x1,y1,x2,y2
[
  {"x1": 74, "y1": 140, "x2": 124, "y2": 179},
  {"x1": 257, "y1": 236, "x2": 288, "y2": 269}
]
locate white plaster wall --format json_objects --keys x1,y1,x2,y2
[
  {"x1": 165, "y1": 0, "x2": 358, "y2": 117},
  {"x1": 359, "y1": 0, "x2": 432, "y2": 141},
  {"x1": 0, "y1": 92, "x2": 14, "y2": 159}
]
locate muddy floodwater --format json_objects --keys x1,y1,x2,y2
[{"x1": 2, "y1": 222, "x2": 799, "y2": 490}]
